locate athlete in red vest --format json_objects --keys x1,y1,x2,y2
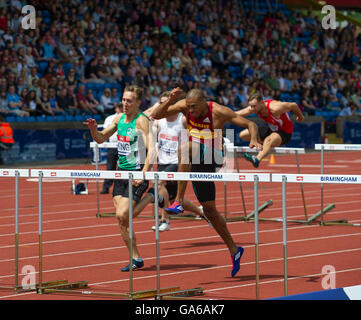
[
  {"x1": 150, "y1": 87, "x2": 261, "y2": 278},
  {"x1": 237, "y1": 92, "x2": 304, "y2": 168}
]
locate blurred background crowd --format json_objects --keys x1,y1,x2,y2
[{"x1": 0, "y1": 0, "x2": 360, "y2": 123}]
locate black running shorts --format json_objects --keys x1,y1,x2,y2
[
  {"x1": 189, "y1": 141, "x2": 224, "y2": 203},
  {"x1": 112, "y1": 170, "x2": 149, "y2": 203},
  {"x1": 258, "y1": 126, "x2": 292, "y2": 146}
]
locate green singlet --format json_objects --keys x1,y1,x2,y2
[{"x1": 116, "y1": 112, "x2": 148, "y2": 170}]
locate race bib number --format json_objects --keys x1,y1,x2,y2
[
  {"x1": 118, "y1": 135, "x2": 131, "y2": 156},
  {"x1": 159, "y1": 134, "x2": 178, "y2": 154}
]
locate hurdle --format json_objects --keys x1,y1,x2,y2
[
  {"x1": 224, "y1": 144, "x2": 329, "y2": 225},
  {"x1": 0, "y1": 169, "x2": 72, "y2": 293},
  {"x1": 28, "y1": 168, "x2": 205, "y2": 299},
  {"x1": 315, "y1": 144, "x2": 361, "y2": 226},
  {"x1": 0, "y1": 169, "x2": 29, "y2": 292},
  {"x1": 143, "y1": 171, "x2": 271, "y2": 300},
  {"x1": 90, "y1": 141, "x2": 114, "y2": 217},
  {"x1": 223, "y1": 142, "x2": 275, "y2": 222},
  {"x1": 272, "y1": 174, "x2": 361, "y2": 296}
]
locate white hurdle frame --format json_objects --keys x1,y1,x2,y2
[
  {"x1": 0, "y1": 169, "x2": 29, "y2": 292},
  {"x1": 315, "y1": 144, "x2": 361, "y2": 226},
  {"x1": 90, "y1": 141, "x2": 129, "y2": 217},
  {"x1": 145, "y1": 170, "x2": 271, "y2": 299},
  {"x1": 28, "y1": 169, "x2": 270, "y2": 299},
  {"x1": 225, "y1": 144, "x2": 316, "y2": 224},
  {"x1": 273, "y1": 173, "x2": 361, "y2": 296}
]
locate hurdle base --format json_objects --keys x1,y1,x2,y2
[
  {"x1": 8, "y1": 279, "x2": 70, "y2": 293},
  {"x1": 252, "y1": 203, "x2": 336, "y2": 225},
  {"x1": 37, "y1": 280, "x2": 88, "y2": 295},
  {"x1": 320, "y1": 219, "x2": 361, "y2": 227},
  {"x1": 306, "y1": 203, "x2": 335, "y2": 224},
  {"x1": 96, "y1": 212, "x2": 116, "y2": 218},
  {"x1": 168, "y1": 214, "x2": 198, "y2": 221},
  {"x1": 39, "y1": 285, "x2": 182, "y2": 299},
  {"x1": 226, "y1": 200, "x2": 273, "y2": 222},
  {"x1": 157, "y1": 287, "x2": 204, "y2": 300}
]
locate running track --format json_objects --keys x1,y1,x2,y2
[{"x1": 1, "y1": 151, "x2": 361, "y2": 300}]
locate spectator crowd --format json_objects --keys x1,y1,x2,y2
[{"x1": 0, "y1": 0, "x2": 360, "y2": 122}]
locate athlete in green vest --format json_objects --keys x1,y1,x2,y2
[{"x1": 84, "y1": 85, "x2": 156, "y2": 271}]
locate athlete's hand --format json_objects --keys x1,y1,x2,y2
[
  {"x1": 169, "y1": 87, "x2": 183, "y2": 103},
  {"x1": 132, "y1": 179, "x2": 143, "y2": 187},
  {"x1": 249, "y1": 139, "x2": 263, "y2": 151},
  {"x1": 83, "y1": 118, "x2": 98, "y2": 131},
  {"x1": 296, "y1": 114, "x2": 304, "y2": 122}
]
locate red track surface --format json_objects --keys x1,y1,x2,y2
[{"x1": 1, "y1": 151, "x2": 361, "y2": 300}]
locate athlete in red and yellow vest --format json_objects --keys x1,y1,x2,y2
[
  {"x1": 150, "y1": 87, "x2": 261, "y2": 279},
  {"x1": 186, "y1": 100, "x2": 223, "y2": 152},
  {"x1": 237, "y1": 92, "x2": 304, "y2": 168}
]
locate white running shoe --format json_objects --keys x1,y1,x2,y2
[{"x1": 152, "y1": 220, "x2": 170, "y2": 232}]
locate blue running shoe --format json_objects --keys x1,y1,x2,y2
[
  {"x1": 165, "y1": 201, "x2": 184, "y2": 215},
  {"x1": 121, "y1": 258, "x2": 144, "y2": 272},
  {"x1": 231, "y1": 246, "x2": 244, "y2": 277},
  {"x1": 243, "y1": 153, "x2": 260, "y2": 168}
]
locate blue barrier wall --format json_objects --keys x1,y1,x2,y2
[
  {"x1": 2, "y1": 129, "x2": 91, "y2": 164},
  {"x1": 343, "y1": 121, "x2": 361, "y2": 144},
  {"x1": 3, "y1": 120, "x2": 324, "y2": 164}
]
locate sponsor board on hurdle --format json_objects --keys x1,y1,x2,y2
[
  {"x1": 145, "y1": 171, "x2": 270, "y2": 182},
  {"x1": 0, "y1": 169, "x2": 29, "y2": 177},
  {"x1": 315, "y1": 144, "x2": 361, "y2": 151},
  {"x1": 227, "y1": 145, "x2": 306, "y2": 154},
  {"x1": 272, "y1": 174, "x2": 361, "y2": 184},
  {"x1": 30, "y1": 169, "x2": 144, "y2": 180}
]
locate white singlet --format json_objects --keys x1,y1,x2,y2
[{"x1": 156, "y1": 113, "x2": 184, "y2": 165}]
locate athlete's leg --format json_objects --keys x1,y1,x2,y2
[
  {"x1": 158, "y1": 180, "x2": 170, "y2": 221},
  {"x1": 132, "y1": 183, "x2": 167, "y2": 217},
  {"x1": 182, "y1": 198, "x2": 203, "y2": 215},
  {"x1": 171, "y1": 139, "x2": 193, "y2": 205},
  {"x1": 239, "y1": 128, "x2": 251, "y2": 141},
  {"x1": 200, "y1": 199, "x2": 238, "y2": 256},
  {"x1": 256, "y1": 132, "x2": 282, "y2": 162},
  {"x1": 113, "y1": 195, "x2": 141, "y2": 259}
]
